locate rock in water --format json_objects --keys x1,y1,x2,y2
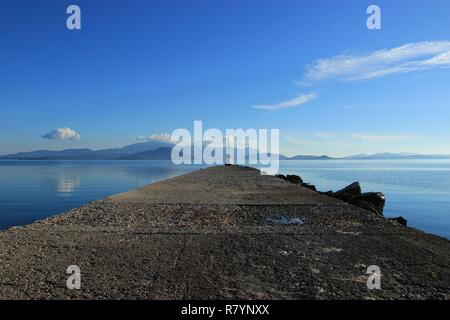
[
  {"x1": 389, "y1": 216, "x2": 408, "y2": 226},
  {"x1": 334, "y1": 183, "x2": 385, "y2": 215},
  {"x1": 334, "y1": 182, "x2": 361, "y2": 202},
  {"x1": 358, "y1": 192, "x2": 385, "y2": 215}
]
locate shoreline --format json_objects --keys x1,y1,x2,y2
[{"x1": 0, "y1": 165, "x2": 449, "y2": 299}]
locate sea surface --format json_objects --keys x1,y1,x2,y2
[{"x1": 0, "y1": 159, "x2": 449, "y2": 239}]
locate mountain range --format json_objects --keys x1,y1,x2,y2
[
  {"x1": 0, "y1": 141, "x2": 173, "y2": 160},
  {"x1": 1, "y1": 141, "x2": 449, "y2": 160}
]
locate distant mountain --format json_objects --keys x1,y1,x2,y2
[
  {"x1": 0, "y1": 140, "x2": 175, "y2": 160},
  {"x1": 344, "y1": 153, "x2": 369, "y2": 159},
  {"x1": 2, "y1": 144, "x2": 449, "y2": 161},
  {"x1": 118, "y1": 147, "x2": 173, "y2": 160},
  {"x1": 343, "y1": 152, "x2": 450, "y2": 160},
  {"x1": 287, "y1": 155, "x2": 334, "y2": 160},
  {"x1": 0, "y1": 148, "x2": 98, "y2": 160},
  {"x1": 113, "y1": 140, "x2": 174, "y2": 154},
  {"x1": 278, "y1": 152, "x2": 450, "y2": 160}
]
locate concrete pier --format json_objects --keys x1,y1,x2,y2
[{"x1": 0, "y1": 166, "x2": 449, "y2": 299}]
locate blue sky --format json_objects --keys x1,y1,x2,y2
[{"x1": 1, "y1": 0, "x2": 450, "y2": 156}]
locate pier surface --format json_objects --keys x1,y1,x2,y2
[{"x1": 0, "y1": 166, "x2": 449, "y2": 299}]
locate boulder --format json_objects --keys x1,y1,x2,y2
[
  {"x1": 389, "y1": 216, "x2": 407, "y2": 226},
  {"x1": 352, "y1": 199, "x2": 382, "y2": 216},
  {"x1": 302, "y1": 183, "x2": 317, "y2": 192},
  {"x1": 322, "y1": 191, "x2": 335, "y2": 197},
  {"x1": 275, "y1": 174, "x2": 286, "y2": 180},
  {"x1": 359, "y1": 192, "x2": 385, "y2": 215},
  {"x1": 285, "y1": 175, "x2": 303, "y2": 185},
  {"x1": 333, "y1": 183, "x2": 385, "y2": 215},
  {"x1": 334, "y1": 182, "x2": 361, "y2": 202}
]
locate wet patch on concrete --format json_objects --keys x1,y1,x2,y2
[{"x1": 266, "y1": 216, "x2": 305, "y2": 225}]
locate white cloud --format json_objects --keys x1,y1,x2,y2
[
  {"x1": 42, "y1": 128, "x2": 80, "y2": 140},
  {"x1": 351, "y1": 133, "x2": 415, "y2": 143},
  {"x1": 304, "y1": 41, "x2": 450, "y2": 81},
  {"x1": 136, "y1": 133, "x2": 175, "y2": 144},
  {"x1": 253, "y1": 93, "x2": 317, "y2": 111}
]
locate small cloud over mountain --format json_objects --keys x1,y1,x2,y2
[
  {"x1": 42, "y1": 128, "x2": 80, "y2": 140},
  {"x1": 136, "y1": 133, "x2": 175, "y2": 144}
]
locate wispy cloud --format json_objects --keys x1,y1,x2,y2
[
  {"x1": 304, "y1": 41, "x2": 450, "y2": 81},
  {"x1": 137, "y1": 133, "x2": 175, "y2": 143},
  {"x1": 42, "y1": 128, "x2": 80, "y2": 140},
  {"x1": 253, "y1": 93, "x2": 317, "y2": 111},
  {"x1": 351, "y1": 133, "x2": 416, "y2": 143}
]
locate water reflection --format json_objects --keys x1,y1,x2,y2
[
  {"x1": 57, "y1": 176, "x2": 80, "y2": 194},
  {"x1": 40, "y1": 167, "x2": 83, "y2": 196}
]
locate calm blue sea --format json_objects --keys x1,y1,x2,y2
[{"x1": 0, "y1": 160, "x2": 449, "y2": 239}]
